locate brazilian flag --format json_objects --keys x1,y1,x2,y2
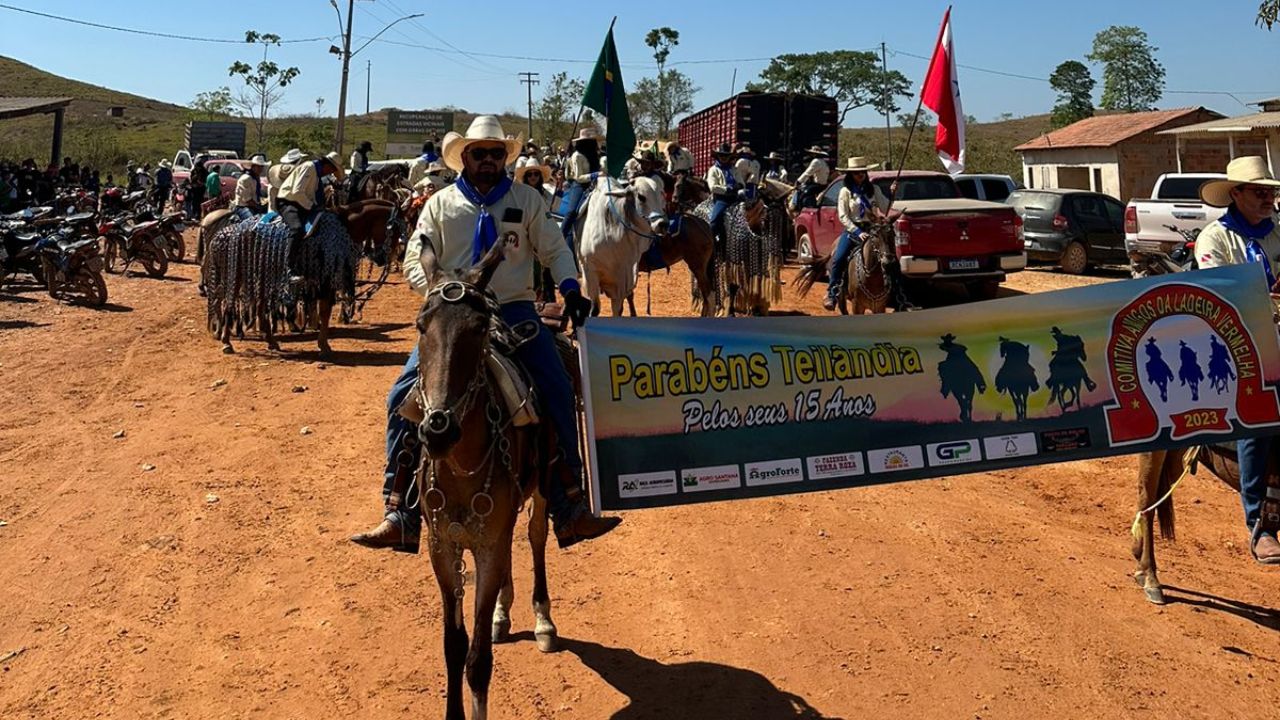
[{"x1": 583, "y1": 25, "x2": 635, "y2": 179}]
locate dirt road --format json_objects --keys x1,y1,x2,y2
[{"x1": 2, "y1": 249, "x2": 1277, "y2": 719}]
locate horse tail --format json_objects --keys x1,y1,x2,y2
[
  {"x1": 1154, "y1": 450, "x2": 1183, "y2": 541},
  {"x1": 793, "y1": 253, "x2": 831, "y2": 298}
]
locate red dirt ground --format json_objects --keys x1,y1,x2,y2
[{"x1": 1, "y1": 243, "x2": 1277, "y2": 719}]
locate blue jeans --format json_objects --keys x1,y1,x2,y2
[
  {"x1": 709, "y1": 198, "x2": 731, "y2": 243},
  {"x1": 827, "y1": 230, "x2": 858, "y2": 302},
  {"x1": 382, "y1": 301, "x2": 580, "y2": 531},
  {"x1": 560, "y1": 182, "x2": 587, "y2": 245},
  {"x1": 1237, "y1": 435, "x2": 1272, "y2": 534}
]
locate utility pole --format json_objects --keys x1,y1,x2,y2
[
  {"x1": 366, "y1": 60, "x2": 371, "y2": 115},
  {"x1": 882, "y1": 42, "x2": 892, "y2": 168},
  {"x1": 335, "y1": 0, "x2": 355, "y2": 157},
  {"x1": 518, "y1": 72, "x2": 539, "y2": 141}
]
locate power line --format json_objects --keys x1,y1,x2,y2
[{"x1": 0, "y1": 3, "x2": 328, "y2": 44}]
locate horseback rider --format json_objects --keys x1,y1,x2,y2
[
  {"x1": 706, "y1": 143, "x2": 741, "y2": 248},
  {"x1": 665, "y1": 140, "x2": 693, "y2": 177},
  {"x1": 1194, "y1": 155, "x2": 1280, "y2": 564},
  {"x1": 407, "y1": 140, "x2": 440, "y2": 188},
  {"x1": 763, "y1": 151, "x2": 789, "y2": 183},
  {"x1": 350, "y1": 115, "x2": 620, "y2": 552},
  {"x1": 825, "y1": 157, "x2": 890, "y2": 311},
  {"x1": 791, "y1": 145, "x2": 832, "y2": 211},
  {"x1": 350, "y1": 140, "x2": 372, "y2": 176},
  {"x1": 276, "y1": 151, "x2": 345, "y2": 282},
  {"x1": 1048, "y1": 326, "x2": 1097, "y2": 390},
  {"x1": 232, "y1": 157, "x2": 269, "y2": 218},
  {"x1": 560, "y1": 127, "x2": 602, "y2": 243}
]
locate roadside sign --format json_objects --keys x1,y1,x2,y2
[{"x1": 386, "y1": 110, "x2": 454, "y2": 157}]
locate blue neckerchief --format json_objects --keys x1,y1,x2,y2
[
  {"x1": 422, "y1": 152, "x2": 439, "y2": 163},
  {"x1": 717, "y1": 160, "x2": 737, "y2": 190},
  {"x1": 455, "y1": 173, "x2": 515, "y2": 263},
  {"x1": 1221, "y1": 204, "x2": 1277, "y2": 287}
]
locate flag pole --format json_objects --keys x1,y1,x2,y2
[
  {"x1": 564, "y1": 17, "x2": 618, "y2": 160},
  {"x1": 887, "y1": 4, "x2": 949, "y2": 215}
]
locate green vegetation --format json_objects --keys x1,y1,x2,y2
[
  {"x1": 840, "y1": 113, "x2": 1052, "y2": 178},
  {"x1": 1, "y1": 54, "x2": 1047, "y2": 179}
]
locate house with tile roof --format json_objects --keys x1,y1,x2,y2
[{"x1": 1014, "y1": 107, "x2": 1224, "y2": 202}]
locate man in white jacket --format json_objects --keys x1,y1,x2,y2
[{"x1": 350, "y1": 116, "x2": 619, "y2": 553}]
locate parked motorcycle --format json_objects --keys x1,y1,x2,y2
[
  {"x1": 1, "y1": 223, "x2": 47, "y2": 289},
  {"x1": 38, "y1": 230, "x2": 107, "y2": 306},
  {"x1": 158, "y1": 211, "x2": 187, "y2": 262},
  {"x1": 1129, "y1": 224, "x2": 1199, "y2": 277},
  {"x1": 98, "y1": 212, "x2": 168, "y2": 278}
]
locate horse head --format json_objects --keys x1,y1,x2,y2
[
  {"x1": 414, "y1": 240, "x2": 505, "y2": 458},
  {"x1": 604, "y1": 176, "x2": 668, "y2": 235}
]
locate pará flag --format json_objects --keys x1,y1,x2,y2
[
  {"x1": 583, "y1": 24, "x2": 635, "y2": 179},
  {"x1": 921, "y1": 6, "x2": 965, "y2": 175}
]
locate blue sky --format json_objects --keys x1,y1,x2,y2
[{"x1": 2, "y1": 0, "x2": 1278, "y2": 129}]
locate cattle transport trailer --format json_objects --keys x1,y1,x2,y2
[{"x1": 677, "y1": 92, "x2": 838, "y2": 177}]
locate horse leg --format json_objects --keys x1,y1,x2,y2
[
  {"x1": 626, "y1": 293, "x2": 638, "y2": 317},
  {"x1": 317, "y1": 297, "x2": 333, "y2": 355},
  {"x1": 1133, "y1": 451, "x2": 1168, "y2": 604},
  {"x1": 219, "y1": 310, "x2": 235, "y2": 354},
  {"x1": 467, "y1": 532, "x2": 513, "y2": 720},
  {"x1": 529, "y1": 490, "x2": 558, "y2": 652},
  {"x1": 430, "y1": 545, "x2": 469, "y2": 720},
  {"x1": 584, "y1": 266, "x2": 602, "y2": 317},
  {"x1": 491, "y1": 567, "x2": 514, "y2": 643}
]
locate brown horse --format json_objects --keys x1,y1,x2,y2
[
  {"x1": 626, "y1": 213, "x2": 717, "y2": 317},
  {"x1": 1133, "y1": 445, "x2": 1257, "y2": 604},
  {"x1": 412, "y1": 241, "x2": 558, "y2": 720},
  {"x1": 793, "y1": 221, "x2": 895, "y2": 315}
]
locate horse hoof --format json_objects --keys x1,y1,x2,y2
[
  {"x1": 318, "y1": 342, "x2": 332, "y2": 355},
  {"x1": 267, "y1": 342, "x2": 281, "y2": 352},
  {"x1": 491, "y1": 620, "x2": 511, "y2": 644},
  {"x1": 221, "y1": 344, "x2": 234, "y2": 355},
  {"x1": 1144, "y1": 586, "x2": 1167, "y2": 605},
  {"x1": 535, "y1": 632, "x2": 558, "y2": 653}
]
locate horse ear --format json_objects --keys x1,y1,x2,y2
[{"x1": 466, "y1": 241, "x2": 505, "y2": 291}]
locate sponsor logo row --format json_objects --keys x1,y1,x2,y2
[{"x1": 616, "y1": 430, "x2": 1068, "y2": 499}]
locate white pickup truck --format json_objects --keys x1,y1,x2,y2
[{"x1": 1124, "y1": 173, "x2": 1226, "y2": 259}]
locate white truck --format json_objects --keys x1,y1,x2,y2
[{"x1": 1124, "y1": 173, "x2": 1226, "y2": 262}]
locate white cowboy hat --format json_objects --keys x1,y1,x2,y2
[
  {"x1": 573, "y1": 127, "x2": 603, "y2": 144},
  {"x1": 514, "y1": 163, "x2": 553, "y2": 184},
  {"x1": 1199, "y1": 156, "x2": 1280, "y2": 207},
  {"x1": 804, "y1": 145, "x2": 830, "y2": 156},
  {"x1": 157, "y1": 159, "x2": 172, "y2": 169},
  {"x1": 280, "y1": 148, "x2": 305, "y2": 164},
  {"x1": 248, "y1": 157, "x2": 270, "y2": 168},
  {"x1": 321, "y1": 151, "x2": 346, "y2": 181},
  {"x1": 442, "y1": 116, "x2": 524, "y2": 173},
  {"x1": 837, "y1": 156, "x2": 881, "y2": 172}
]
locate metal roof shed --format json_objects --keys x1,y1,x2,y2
[
  {"x1": 0, "y1": 97, "x2": 73, "y2": 166},
  {"x1": 1157, "y1": 98, "x2": 1280, "y2": 173}
]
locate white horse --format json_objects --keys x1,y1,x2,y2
[{"x1": 576, "y1": 175, "x2": 668, "y2": 317}]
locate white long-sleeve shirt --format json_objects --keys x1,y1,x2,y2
[
  {"x1": 837, "y1": 185, "x2": 890, "y2": 234},
  {"x1": 1194, "y1": 215, "x2": 1280, "y2": 271},
  {"x1": 705, "y1": 162, "x2": 737, "y2": 197},
  {"x1": 796, "y1": 158, "x2": 831, "y2": 186},
  {"x1": 566, "y1": 151, "x2": 593, "y2": 183},
  {"x1": 404, "y1": 181, "x2": 577, "y2": 303}
]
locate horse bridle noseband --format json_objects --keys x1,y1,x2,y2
[{"x1": 416, "y1": 280, "x2": 502, "y2": 441}]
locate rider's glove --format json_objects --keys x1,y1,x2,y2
[{"x1": 560, "y1": 279, "x2": 591, "y2": 328}]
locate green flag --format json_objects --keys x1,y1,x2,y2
[{"x1": 583, "y1": 25, "x2": 635, "y2": 179}]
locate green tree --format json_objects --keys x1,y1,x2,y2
[
  {"x1": 533, "y1": 72, "x2": 585, "y2": 152},
  {"x1": 630, "y1": 70, "x2": 699, "y2": 139},
  {"x1": 644, "y1": 26, "x2": 681, "y2": 137},
  {"x1": 1086, "y1": 26, "x2": 1164, "y2": 111},
  {"x1": 229, "y1": 30, "x2": 301, "y2": 153},
  {"x1": 747, "y1": 51, "x2": 912, "y2": 125},
  {"x1": 190, "y1": 87, "x2": 233, "y2": 121},
  {"x1": 1048, "y1": 60, "x2": 1095, "y2": 128}
]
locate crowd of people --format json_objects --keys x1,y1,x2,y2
[{"x1": 0, "y1": 157, "x2": 106, "y2": 211}]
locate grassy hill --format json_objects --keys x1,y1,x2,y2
[{"x1": 1, "y1": 55, "x2": 1049, "y2": 178}]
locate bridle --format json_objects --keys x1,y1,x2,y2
[{"x1": 603, "y1": 176, "x2": 666, "y2": 241}]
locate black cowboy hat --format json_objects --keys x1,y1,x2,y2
[
  {"x1": 358, "y1": 140, "x2": 373, "y2": 151},
  {"x1": 712, "y1": 143, "x2": 734, "y2": 157}
]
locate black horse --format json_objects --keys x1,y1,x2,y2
[
  {"x1": 939, "y1": 333, "x2": 987, "y2": 423},
  {"x1": 995, "y1": 336, "x2": 1039, "y2": 421}
]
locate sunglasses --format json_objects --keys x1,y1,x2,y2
[
  {"x1": 468, "y1": 147, "x2": 507, "y2": 162},
  {"x1": 1236, "y1": 185, "x2": 1278, "y2": 200}
]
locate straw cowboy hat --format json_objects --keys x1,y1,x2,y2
[
  {"x1": 735, "y1": 144, "x2": 755, "y2": 157},
  {"x1": 279, "y1": 148, "x2": 306, "y2": 165},
  {"x1": 1199, "y1": 156, "x2": 1280, "y2": 207},
  {"x1": 765, "y1": 151, "x2": 785, "y2": 162},
  {"x1": 572, "y1": 127, "x2": 603, "y2": 146},
  {"x1": 323, "y1": 151, "x2": 346, "y2": 181},
  {"x1": 248, "y1": 157, "x2": 270, "y2": 169},
  {"x1": 804, "y1": 145, "x2": 830, "y2": 156},
  {"x1": 443, "y1": 115, "x2": 524, "y2": 172},
  {"x1": 837, "y1": 156, "x2": 881, "y2": 172},
  {"x1": 514, "y1": 163, "x2": 553, "y2": 184}
]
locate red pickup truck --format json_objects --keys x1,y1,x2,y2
[{"x1": 793, "y1": 170, "x2": 1026, "y2": 299}]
